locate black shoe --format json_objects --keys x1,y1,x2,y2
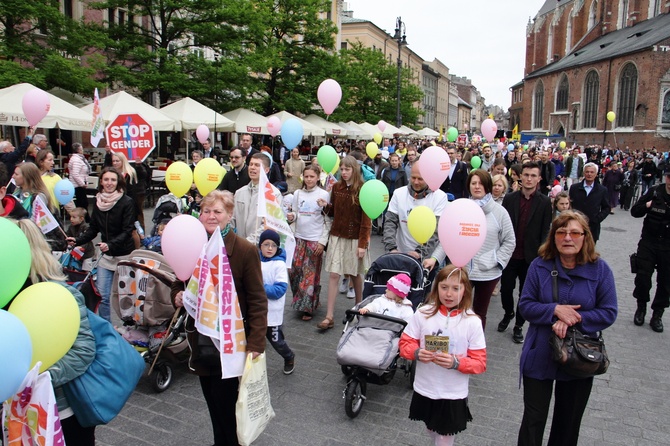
[
  {"x1": 512, "y1": 326, "x2": 524, "y2": 343},
  {"x1": 634, "y1": 307, "x2": 646, "y2": 326},
  {"x1": 283, "y1": 358, "x2": 295, "y2": 375},
  {"x1": 650, "y1": 313, "x2": 664, "y2": 333},
  {"x1": 497, "y1": 313, "x2": 515, "y2": 332}
]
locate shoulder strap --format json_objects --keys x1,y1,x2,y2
[{"x1": 552, "y1": 269, "x2": 558, "y2": 302}]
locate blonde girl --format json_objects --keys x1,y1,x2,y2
[
  {"x1": 400, "y1": 265, "x2": 486, "y2": 446},
  {"x1": 317, "y1": 155, "x2": 371, "y2": 330},
  {"x1": 491, "y1": 174, "x2": 508, "y2": 204}
]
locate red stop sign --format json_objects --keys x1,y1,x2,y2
[{"x1": 105, "y1": 113, "x2": 155, "y2": 162}]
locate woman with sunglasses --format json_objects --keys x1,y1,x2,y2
[{"x1": 517, "y1": 210, "x2": 617, "y2": 445}]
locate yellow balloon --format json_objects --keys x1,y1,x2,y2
[
  {"x1": 194, "y1": 158, "x2": 225, "y2": 196},
  {"x1": 330, "y1": 156, "x2": 340, "y2": 174},
  {"x1": 366, "y1": 142, "x2": 379, "y2": 159},
  {"x1": 9, "y1": 283, "x2": 80, "y2": 373},
  {"x1": 165, "y1": 161, "x2": 193, "y2": 197},
  {"x1": 559, "y1": 141, "x2": 566, "y2": 149},
  {"x1": 373, "y1": 133, "x2": 382, "y2": 145},
  {"x1": 607, "y1": 111, "x2": 615, "y2": 123},
  {"x1": 407, "y1": 206, "x2": 437, "y2": 244}
]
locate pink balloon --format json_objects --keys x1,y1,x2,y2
[
  {"x1": 196, "y1": 125, "x2": 210, "y2": 144},
  {"x1": 418, "y1": 146, "x2": 451, "y2": 191},
  {"x1": 481, "y1": 119, "x2": 497, "y2": 142},
  {"x1": 21, "y1": 88, "x2": 51, "y2": 127},
  {"x1": 267, "y1": 116, "x2": 281, "y2": 137},
  {"x1": 550, "y1": 184, "x2": 563, "y2": 198},
  {"x1": 317, "y1": 79, "x2": 342, "y2": 116},
  {"x1": 438, "y1": 199, "x2": 488, "y2": 267},
  {"x1": 497, "y1": 141, "x2": 504, "y2": 151},
  {"x1": 162, "y1": 215, "x2": 208, "y2": 281},
  {"x1": 377, "y1": 120, "x2": 387, "y2": 132}
]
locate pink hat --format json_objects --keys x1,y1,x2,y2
[{"x1": 387, "y1": 273, "x2": 411, "y2": 299}]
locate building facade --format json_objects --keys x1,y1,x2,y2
[{"x1": 512, "y1": 0, "x2": 670, "y2": 148}]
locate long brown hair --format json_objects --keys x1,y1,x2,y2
[
  {"x1": 340, "y1": 155, "x2": 363, "y2": 204},
  {"x1": 301, "y1": 164, "x2": 323, "y2": 190},
  {"x1": 16, "y1": 163, "x2": 56, "y2": 212},
  {"x1": 421, "y1": 264, "x2": 473, "y2": 317},
  {"x1": 538, "y1": 210, "x2": 599, "y2": 265}
]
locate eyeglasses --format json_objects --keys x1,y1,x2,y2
[
  {"x1": 555, "y1": 230, "x2": 584, "y2": 239},
  {"x1": 260, "y1": 242, "x2": 278, "y2": 249}
]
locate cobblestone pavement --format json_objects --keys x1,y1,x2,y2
[{"x1": 96, "y1": 208, "x2": 670, "y2": 445}]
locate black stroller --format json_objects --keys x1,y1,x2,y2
[
  {"x1": 363, "y1": 252, "x2": 431, "y2": 309},
  {"x1": 336, "y1": 253, "x2": 429, "y2": 418}
]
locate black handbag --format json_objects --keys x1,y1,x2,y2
[{"x1": 548, "y1": 269, "x2": 610, "y2": 378}]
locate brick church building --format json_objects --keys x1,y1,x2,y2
[{"x1": 510, "y1": 0, "x2": 670, "y2": 149}]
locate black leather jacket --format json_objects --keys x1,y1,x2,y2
[{"x1": 76, "y1": 194, "x2": 136, "y2": 256}]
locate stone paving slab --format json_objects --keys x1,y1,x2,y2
[{"x1": 95, "y1": 208, "x2": 670, "y2": 445}]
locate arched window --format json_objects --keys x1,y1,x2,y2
[
  {"x1": 661, "y1": 91, "x2": 670, "y2": 125},
  {"x1": 556, "y1": 75, "x2": 569, "y2": 111},
  {"x1": 534, "y1": 81, "x2": 545, "y2": 129},
  {"x1": 583, "y1": 71, "x2": 599, "y2": 128},
  {"x1": 617, "y1": 63, "x2": 638, "y2": 127},
  {"x1": 588, "y1": 1, "x2": 597, "y2": 29}
]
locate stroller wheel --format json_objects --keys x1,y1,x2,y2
[
  {"x1": 340, "y1": 365, "x2": 354, "y2": 376},
  {"x1": 151, "y1": 362, "x2": 173, "y2": 393},
  {"x1": 344, "y1": 378, "x2": 366, "y2": 419}
]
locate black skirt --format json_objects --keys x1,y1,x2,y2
[{"x1": 409, "y1": 391, "x2": 473, "y2": 436}]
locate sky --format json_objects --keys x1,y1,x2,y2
[{"x1": 347, "y1": 0, "x2": 548, "y2": 109}]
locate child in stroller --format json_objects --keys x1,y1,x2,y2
[
  {"x1": 111, "y1": 249, "x2": 188, "y2": 392},
  {"x1": 336, "y1": 271, "x2": 418, "y2": 418}
]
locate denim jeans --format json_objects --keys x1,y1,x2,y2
[
  {"x1": 96, "y1": 266, "x2": 115, "y2": 322},
  {"x1": 266, "y1": 325, "x2": 294, "y2": 361}
]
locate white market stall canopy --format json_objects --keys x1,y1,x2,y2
[
  {"x1": 221, "y1": 108, "x2": 268, "y2": 134},
  {"x1": 356, "y1": 122, "x2": 397, "y2": 139},
  {"x1": 346, "y1": 121, "x2": 369, "y2": 139},
  {"x1": 266, "y1": 111, "x2": 325, "y2": 137},
  {"x1": 161, "y1": 97, "x2": 234, "y2": 131},
  {"x1": 0, "y1": 83, "x2": 93, "y2": 131},
  {"x1": 417, "y1": 127, "x2": 439, "y2": 137},
  {"x1": 398, "y1": 125, "x2": 419, "y2": 136},
  {"x1": 80, "y1": 90, "x2": 180, "y2": 131},
  {"x1": 338, "y1": 122, "x2": 364, "y2": 139},
  {"x1": 303, "y1": 114, "x2": 348, "y2": 137}
]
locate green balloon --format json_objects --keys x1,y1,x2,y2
[
  {"x1": 0, "y1": 218, "x2": 32, "y2": 307},
  {"x1": 317, "y1": 145, "x2": 337, "y2": 174},
  {"x1": 447, "y1": 127, "x2": 458, "y2": 142},
  {"x1": 470, "y1": 156, "x2": 482, "y2": 169},
  {"x1": 359, "y1": 180, "x2": 389, "y2": 220}
]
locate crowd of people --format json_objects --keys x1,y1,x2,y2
[{"x1": 3, "y1": 127, "x2": 670, "y2": 446}]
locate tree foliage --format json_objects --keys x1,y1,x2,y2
[
  {"x1": 327, "y1": 41, "x2": 423, "y2": 126},
  {"x1": 0, "y1": 0, "x2": 103, "y2": 93}
]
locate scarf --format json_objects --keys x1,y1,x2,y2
[
  {"x1": 472, "y1": 193, "x2": 492, "y2": 208},
  {"x1": 220, "y1": 223, "x2": 231, "y2": 238},
  {"x1": 96, "y1": 190, "x2": 123, "y2": 212}
]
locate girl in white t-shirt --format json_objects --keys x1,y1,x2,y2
[
  {"x1": 399, "y1": 265, "x2": 487, "y2": 446},
  {"x1": 286, "y1": 164, "x2": 331, "y2": 321}
]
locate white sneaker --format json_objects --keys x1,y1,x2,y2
[
  {"x1": 339, "y1": 277, "x2": 349, "y2": 293},
  {"x1": 346, "y1": 287, "x2": 355, "y2": 299}
]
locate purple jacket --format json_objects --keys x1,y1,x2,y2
[{"x1": 519, "y1": 256, "x2": 617, "y2": 382}]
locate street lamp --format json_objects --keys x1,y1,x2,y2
[{"x1": 393, "y1": 17, "x2": 407, "y2": 128}]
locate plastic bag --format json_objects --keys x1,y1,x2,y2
[{"x1": 235, "y1": 353, "x2": 275, "y2": 445}]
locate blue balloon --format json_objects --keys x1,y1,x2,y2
[
  {"x1": 0, "y1": 310, "x2": 32, "y2": 402},
  {"x1": 54, "y1": 178, "x2": 75, "y2": 205},
  {"x1": 281, "y1": 118, "x2": 304, "y2": 150},
  {"x1": 508, "y1": 143, "x2": 515, "y2": 151}
]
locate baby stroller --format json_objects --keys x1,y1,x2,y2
[
  {"x1": 61, "y1": 249, "x2": 103, "y2": 312},
  {"x1": 336, "y1": 296, "x2": 412, "y2": 419},
  {"x1": 363, "y1": 252, "x2": 431, "y2": 309},
  {"x1": 110, "y1": 249, "x2": 188, "y2": 392},
  {"x1": 151, "y1": 193, "x2": 182, "y2": 236}
]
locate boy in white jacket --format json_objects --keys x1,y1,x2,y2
[
  {"x1": 259, "y1": 229, "x2": 296, "y2": 374},
  {"x1": 359, "y1": 273, "x2": 414, "y2": 322}
]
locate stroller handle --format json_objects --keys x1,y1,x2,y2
[{"x1": 344, "y1": 309, "x2": 408, "y2": 328}]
